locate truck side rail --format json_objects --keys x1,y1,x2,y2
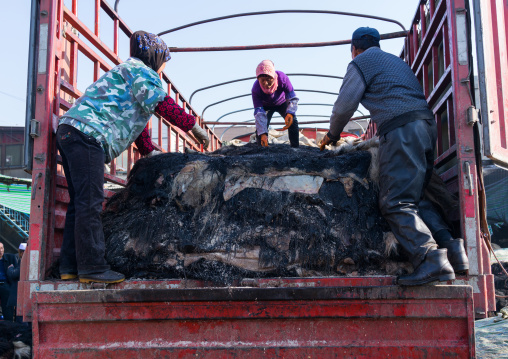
[{"x1": 364, "y1": 0, "x2": 494, "y2": 318}]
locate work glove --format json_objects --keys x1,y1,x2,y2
[
  {"x1": 319, "y1": 134, "x2": 336, "y2": 151},
  {"x1": 282, "y1": 113, "x2": 293, "y2": 131},
  {"x1": 147, "y1": 149, "x2": 163, "y2": 157},
  {"x1": 260, "y1": 133, "x2": 269, "y2": 147},
  {"x1": 191, "y1": 123, "x2": 210, "y2": 150}
]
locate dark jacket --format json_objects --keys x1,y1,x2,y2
[
  {"x1": 0, "y1": 253, "x2": 17, "y2": 281},
  {"x1": 6, "y1": 255, "x2": 21, "y2": 307},
  {"x1": 351, "y1": 47, "x2": 433, "y2": 136}
]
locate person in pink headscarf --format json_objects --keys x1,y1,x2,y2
[{"x1": 251, "y1": 60, "x2": 300, "y2": 147}]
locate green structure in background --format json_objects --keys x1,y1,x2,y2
[
  {"x1": 0, "y1": 175, "x2": 31, "y2": 251},
  {"x1": 0, "y1": 183, "x2": 31, "y2": 215}
]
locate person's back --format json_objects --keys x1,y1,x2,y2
[
  {"x1": 322, "y1": 27, "x2": 467, "y2": 286},
  {"x1": 352, "y1": 47, "x2": 432, "y2": 136},
  {"x1": 60, "y1": 57, "x2": 165, "y2": 163},
  {"x1": 55, "y1": 31, "x2": 210, "y2": 285}
]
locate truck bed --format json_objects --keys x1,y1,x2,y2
[{"x1": 30, "y1": 277, "x2": 474, "y2": 358}]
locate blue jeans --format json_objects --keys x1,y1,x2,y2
[{"x1": 56, "y1": 125, "x2": 110, "y2": 275}]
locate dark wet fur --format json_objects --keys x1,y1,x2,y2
[
  {"x1": 102, "y1": 144, "x2": 395, "y2": 284},
  {"x1": 0, "y1": 321, "x2": 31, "y2": 359}
]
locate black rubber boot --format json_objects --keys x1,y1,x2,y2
[
  {"x1": 398, "y1": 249, "x2": 455, "y2": 286},
  {"x1": 79, "y1": 270, "x2": 125, "y2": 284},
  {"x1": 438, "y1": 238, "x2": 469, "y2": 273},
  {"x1": 434, "y1": 230, "x2": 469, "y2": 273}
]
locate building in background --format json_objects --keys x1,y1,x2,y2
[{"x1": 0, "y1": 126, "x2": 30, "y2": 179}]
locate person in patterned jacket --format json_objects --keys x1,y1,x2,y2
[
  {"x1": 252, "y1": 60, "x2": 300, "y2": 147},
  {"x1": 56, "y1": 30, "x2": 210, "y2": 284},
  {"x1": 321, "y1": 27, "x2": 468, "y2": 286}
]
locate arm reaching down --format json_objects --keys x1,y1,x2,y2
[
  {"x1": 134, "y1": 126, "x2": 156, "y2": 156},
  {"x1": 155, "y1": 96, "x2": 210, "y2": 150},
  {"x1": 190, "y1": 123, "x2": 210, "y2": 150},
  {"x1": 286, "y1": 90, "x2": 299, "y2": 115},
  {"x1": 254, "y1": 107, "x2": 268, "y2": 136},
  {"x1": 155, "y1": 96, "x2": 196, "y2": 132},
  {"x1": 327, "y1": 63, "x2": 366, "y2": 141}
]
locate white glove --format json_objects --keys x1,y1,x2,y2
[
  {"x1": 191, "y1": 123, "x2": 210, "y2": 150},
  {"x1": 147, "y1": 149, "x2": 162, "y2": 157}
]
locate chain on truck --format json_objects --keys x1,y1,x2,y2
[{"x1": 17, "y1": 0, "x2": 508, "y2": 357}]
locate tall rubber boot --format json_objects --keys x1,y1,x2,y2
[
  {"x1": 398, "y1": 248, "x2": 455, "y2": 286},
  {"x1": 434, "y1": 230, "x2": 469, "y2": 273}
]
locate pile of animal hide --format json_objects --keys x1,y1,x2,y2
[
  {"x1": 0, "y1": 321, "x2": 32, "y2": 359},
  {"x1": 103, "y1": 139, "x2": 451, "y2": 284}
]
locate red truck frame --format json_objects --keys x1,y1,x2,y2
[{"x1": 18, "y1": 0, "x2": 508, "y2": 357}]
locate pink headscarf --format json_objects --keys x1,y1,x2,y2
[{"x1": 256, "y1": 60, "x2": 278, "y2": 95}]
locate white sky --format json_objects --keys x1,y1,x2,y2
[{"x1": 0, "y1": 1, "x2": 420, "y2": 128}]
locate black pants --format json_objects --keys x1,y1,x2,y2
[
  {"x1": 0, "y1": 282, "x2": 13, "y2": 321},
  {"x1": 56, "y1": 125, "x2": 110, "y2": 275},
  {"x1": 419, "y1": 199, "x2": 450, "y2": 236},
  {"x1": 378, "y1": 119, "x2": 439, "y2": 268},
  {"x1": 256, "y1": 102, "x2": 300, "y2": 147}
]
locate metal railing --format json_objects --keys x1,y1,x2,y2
[{"x1": 0, "y1": 204, "x2": 29, "y2": 238}]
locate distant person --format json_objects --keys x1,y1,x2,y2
[
  {"x1": 321, "y1": 27, "x2": 468, "y2": 286},
  {"x1": 0, "y1": 242, "x2": 16, "y2": 321},
  {"x1": 7, "y1": 243, "x2": 26, "y2": 323},
  {"x1": 252, "y1": 60, "x2": 300, "y2": 147},
  {"x1": 56, "y1": 30, "x2": 210, "y2": 284}
]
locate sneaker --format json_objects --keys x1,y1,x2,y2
[
  {"x1": 61, "y1": 273, "x2": 78, "y2": 280},
  {"x1": 79, "y1": 270, "x2": 125, "y2": 284}
]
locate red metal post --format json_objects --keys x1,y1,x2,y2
[
  {"x1": 20, "y1": 0, "x2": 60, "y2": 319},
  {"x1": 365, "y1": 0, "x2": 495, "y2": 317},
  {"x1": 94, "y1": 0, "x2": 100, "y2": 37}
]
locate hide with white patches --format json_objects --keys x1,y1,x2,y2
[{"x1": 103, "y1": 143, "x2": 412, "y2": 284}]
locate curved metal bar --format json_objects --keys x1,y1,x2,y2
[
  {"x1": 114, "y1": 0, "x2": 120, "y2": 13},
  {"x1": 219, "y1": 119, "x2": 256, "y2": 141},
  {"x1": 158, "y1": 10, "x2": 406, "y2": 37},
  {"x1": 205, "y1": 114, "x2": 371, "y2": 125},
  {"x1": 216, "y1": 104, "x2": 333, "y2": 122},
  {"x1": 170, "y1": 31, "x2": 408, "y2": 53},
  {"x1": 202, "y1": 94, "x2": 251, "y2": 119},
  {"x1": 352, "y1": 120, "x2": 366, "y2": 134},
  {"x1": 189, "y1": 73, "x2": 343, "y2": 103},
  {"x1": 219, "y1": 114, "x2": 369, "y2": 141},
  {"x1": 212, "y1": 104, "x2": 335, "y2": 131},
  {"x1": 202, "y1": 89, "x2": 340, "y2": 118}
]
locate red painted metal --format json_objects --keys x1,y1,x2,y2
[
  {"x1": 473, "y1": 0, "x2": 508, "y2": 166},
  {"x1": 19, "y1": 0, "x2": 220, "y2": 320},
  {"x1": 364, "y1": 0, "x2": 495, "y2": 318},
  {"x1": 31, "y1": 283, "x2": 475, "y2": 358},
  {"x1": 20, "y1": 0, "x2": 494, "y2": 357}
]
